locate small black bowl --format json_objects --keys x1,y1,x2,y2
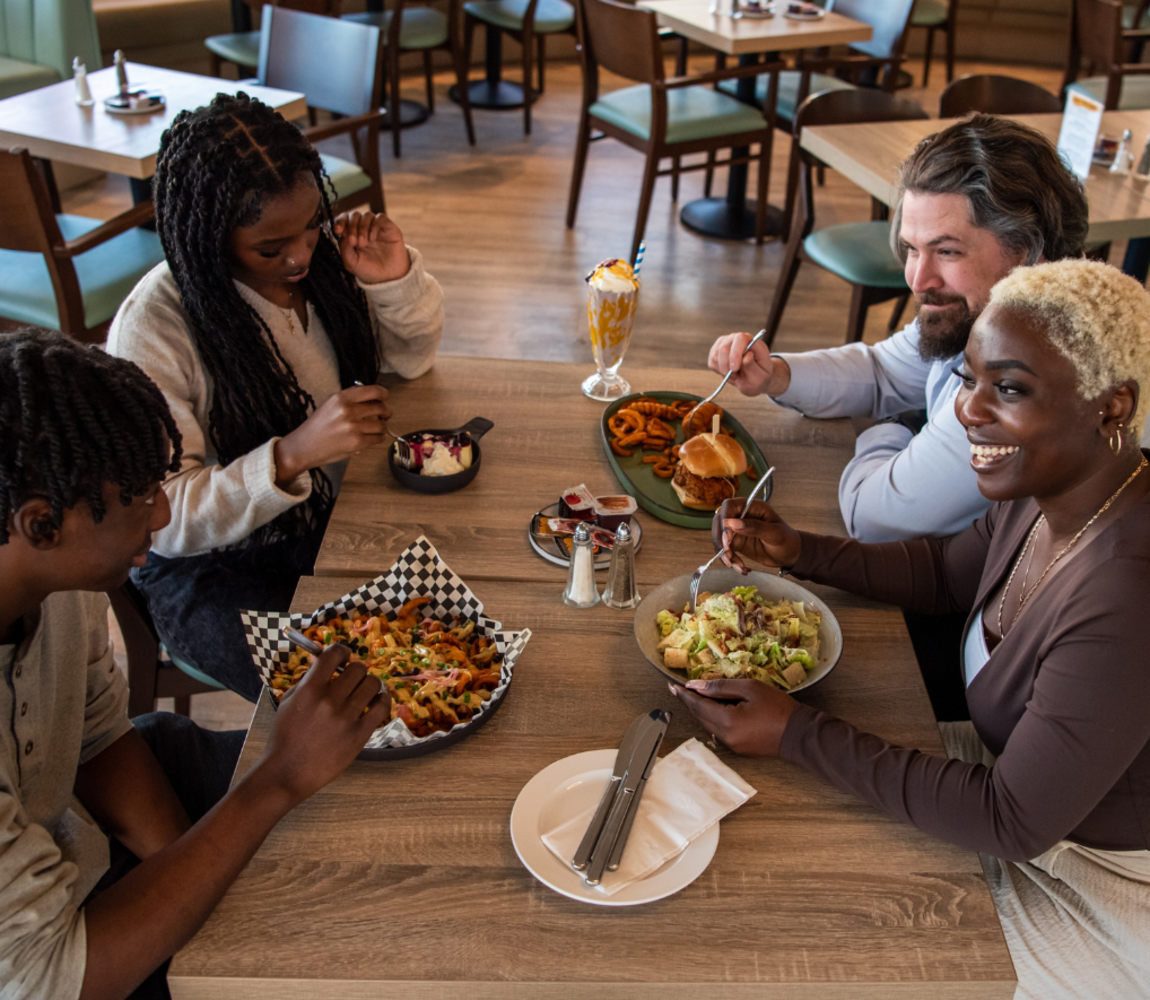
[{"x1": 388, "y1": 417, "x2": 494, "y2": 494}]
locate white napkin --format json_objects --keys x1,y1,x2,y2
[{"x1": 541, "y1": 738, "x2": 756, "y2": 896}]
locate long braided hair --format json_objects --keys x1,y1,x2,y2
[
  {"x1": 153, "y1": 92, "x2": 380, "y2": 547},
  {"x1": 0, "y1": 328, "x2": 182, "y2": 545}
]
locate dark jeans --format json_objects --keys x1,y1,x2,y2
[
  {"x1": 1123, "y1": 237, "x2": 1150, "y2": 285},
  {"x1": 133, "y1": 529, "x2": 324, "y2": 702},
  {"x1": 902, "y1": 609, "x2": 971, "y2": 722},
  {"x1": 83, "y1": 713, "x2": 246, "y2": 1000}
]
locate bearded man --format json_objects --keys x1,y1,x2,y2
[{"x1": 708, "y1": 114, "x2": 1089, "y2": 543}]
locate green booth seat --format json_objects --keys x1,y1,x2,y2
[
  {"x1": 803, "y1": 221, "x2": 907, "y2": 289},
  {"x1": 0, "y1": 55, "x2": 59, "y2": 99},
  {"x1": 1067, "y1": 76, "x2": 1150, "y2": 111},
  {"x1": 342, "y1": 7, "x2": 448, "y2": 49},
  {"x1": 464, "y1": 0, "x2": 574, "y2": 34},
  {"x1": 590, "y1": 83, "x2": 771, "y2": 144},
  {"x1": 718, "y1": 71, "x2": 855, "y2": 124},
  {"x1": 0, "y1": 214, "x2": 164, "y2": 331},
  {"x1": 205, "y1": 30, "x2": 261, "y2": 73},
  {"x1": 319, "y1": 152, "x2": 372, "y2": 202}
]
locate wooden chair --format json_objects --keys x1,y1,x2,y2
[
  {"x1": 1064, "y1": 0, "x2": 1150, "y2": 109},
  {"x1": 344, "y1": 0, "x2": 476, "y2": 155},
  {"x1": 765, "y1": 89, "x2": 929, "y2": 348},
  {"x1": 206, "y1": 0, "x2": 342, "y2": 77},
  {"x1": 939, "y1": 74, "x2": 1062, "y2": 117},
  {"x1": 0, "y1": 147, "x2": 164, "y2": 344},
  {"x1": 461, "y1": 0, "x2": 578, "y2": 136},
  {"x1": 257, "y1": 6, "x2": 388, "y2": 214},
  {"x1": 911, "y1": 0, "x2": 959, "y2": 87},
  {"x1": 567, "y1": 0, "x2": 782, "y2": 265},
  {"x1": 109, "y1": 580, "x2": 225, "y2": 719}
]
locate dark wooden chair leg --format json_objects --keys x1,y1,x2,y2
[
  {"x1": 389, "y1": 43, "x2": 403, "y2": 157},
  {"x1": 922, "y1": 26, "x2": 936, "y2": 87},
  {"x1": 846, "y1": 284, "x2": 874, "y2": 343},
  {"x1": 567, "y1": 112, "x2": 592, "y2": 227},
  {"x1": 676, "y1": 35, "x2": 688, "y2": 76},
  {"x1": 781, "y1": 143, "x2": 802, "y2": 240},
  {"x1": 671, "y1": 157, "x2": 681, "y2": 200},
  {"x1": 764, "y1": 229, "x2": 805, "y2": 347},
  {"x1": 174, "y1": 694, "x2": 192, "y2": 717},
  {"x1": 703, "y1": 150, "x2": 716, "y2": 197},
  {"x1": 211, "y1": 53, "x2": 224, "y2": 77},
  {"x1": 424, "y1": 49, "x2": 436, "y2": 112},
  {"x1": 537, "y1": 34, "x2": 546, "y2": 94},
  {"x1": 753, "y1": 135, "x2": 770, "y2": 244},
  {"x1": 888, "y1": 292, "x2": 910, "y2": 331},
  {"x1": 523, "y1": 28, "x2": 535, "y2": 135},
  {"x1": 944, "y1": 20, "x2": 956, "y2": 83},
  {"x1": 631, "y1": 150, "x2": 660, "y2": 266}
]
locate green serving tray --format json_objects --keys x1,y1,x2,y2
[{"x1": 600, "y1": 391, "x2": 772, "y2": 529}]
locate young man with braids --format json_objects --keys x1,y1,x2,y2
[
  {"x1": 0, "y1": 329, "x2": 390, "y2": 1000},
  {"x1": 107, "y1": 93, "x2": 444, "y2": 702}
]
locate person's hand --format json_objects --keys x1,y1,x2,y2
[
  {"x1": 710, "y1": 498, "x2": 802, "y2": 574},
  {"x1": 333, "y1": 211, "x2": 410, "y2": 284},
  {"x1": 256, "y1": 644, "x2": 391, "y2": 807},
  {"x1": 707, "y1": 332, "x2": 792, "y2": 397},
  {"x1": 669, "y1": 678, "x2": 796, "y2": 756},
  {"x1": 274, "y1": 384, "x2": 391, "y2": 485}
]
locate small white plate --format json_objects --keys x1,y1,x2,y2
[
  {"x1": 527, "y1": 503, "x2": 643, "y2": 571},
  {"x1": 783, "y1": 5, "x2": 827, "y2": 19},
  {"x1": 732, "y1": 4, "x2": 774, "y2": 18},
  {"x1": 510, "y1": 749, "x2": 719, "y2": 906}
]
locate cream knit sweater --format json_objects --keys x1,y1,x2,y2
[{"x1": 106, "y1": 249, "x2": 443, "y2": 558}]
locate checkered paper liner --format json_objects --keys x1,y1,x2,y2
[{"x1": 241, "y1": 536, "x2": 531, "y2": 750}]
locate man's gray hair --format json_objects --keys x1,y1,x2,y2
[{"x1": 890, "y1": 114, "x2": 1089, "y2": 265}]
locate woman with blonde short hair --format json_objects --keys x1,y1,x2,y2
[{"x1": 676, "y1": 259, "x2": 1150, "y2": 998}]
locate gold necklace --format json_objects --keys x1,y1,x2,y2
[{"x1": 997, "y1": 455, "x2": 1148, "y2": 636}]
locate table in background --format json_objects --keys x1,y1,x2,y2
[
  {"x1": 637, "y1": 1, "x2": 872, "y2": 241},
  {"x1": 314, "y1": 357, "x2": 859, "y2": 585},
  {"x1": 0, "y1": 63, "x2": 305, "y2": 204},
  {"x1": 802, "y1": 110, "x2": 1150, "y2": 243},
  {"x1": 170, "y1": 540, "x2": 1015, "y2": 993}
]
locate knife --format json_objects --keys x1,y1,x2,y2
[
  {"x1": 606, "y1": 713, "x2": 668, "y2": 872},
  {"x1": 572, "y1": 710, "x2": 661, "y2": 871},
  {"x1": 584, "y1": 709, "x2": 670, "y2": 886}
]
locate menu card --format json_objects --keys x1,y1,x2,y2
[{"x1": 1058, "y1": 91, "x2": 1105, "y2": 180}]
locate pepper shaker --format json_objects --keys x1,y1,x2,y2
[
  {"x1": 73, "y1": 57, "x2": 94, "y2": 107},
  {"x1": 114, "y1": 49, "x2": 130, "y2": 99},
  {"x1": 562, "y1": 523, "x2": 600, "y2": 608},
  {"x1": 1111, "y1": 129, "x2": 1135, "y2": 175},
  {"x1": 603, "y1": 522, "x2": 640, "y2": 609},
  {"x1": 1135, "y1": 135, "x2": 1150, "y2": 180}
]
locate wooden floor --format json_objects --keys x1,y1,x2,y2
[{"x1": 84, "y1": 54, "x2": 1067, "y2": 729}]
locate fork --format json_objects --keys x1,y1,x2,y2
[
  {"x1": 689, "y1": 465, "x2": 776, "y2": 612},
  {"x1": 352, "y1": 380, "x2": 415, "y2": 467},
  {"x1": 683, "y1": 328, "x2": 768, "y2": 434}
]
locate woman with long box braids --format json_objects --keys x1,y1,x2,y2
[{"x1": 108, "y1": 93, "x2": 443, "y2": 700}]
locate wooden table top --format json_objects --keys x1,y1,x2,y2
[
  {"x1": 169, "y1": 572, "x2": 1015, "y2": 998},
  {"x1": 0, "y1": 64, "x2": 306, "y2": 178},
  {"x1": 638, "y1": 0, "x2": 872, "y2": 55},
  {"x1": 801, "y1": 110, "x2": 1150, "y2": 243},
  {"x1": 313, "y1": 356, "x2": 859, "y2": 588}
]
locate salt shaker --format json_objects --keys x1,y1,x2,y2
[
  {"x1": 1111, "y1": 129, "x2": 1135, "y2": 175},
  {"x1": 562, "y1": 523, "x2": 600, "y2": 608},
  {"x1": 1135, "y1": 136, "x2": 1150, "y2": 180},
  {"x1": 603, "y1": 522, "x2": 640, "y2": 609},
  {"x1": 73, "y1": 57, "x2": 94, "y2": 107}
]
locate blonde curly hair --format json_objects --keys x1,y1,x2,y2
[{"x1": 988, "y1": 259, "x2": 1150, "y2": 433}]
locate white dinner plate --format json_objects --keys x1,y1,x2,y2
[{"x1": 510, "y1": 749, "x2": 719, "y2": 906}]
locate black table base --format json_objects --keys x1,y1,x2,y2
[
  {"x1": 680, "y1": 197, "x2": 783, "y2": 241},
  {"x1": 448, "y1": 79, "x2": 535, "y2": 109},
  {"x1": 381, "y1": 98, "x2": 431, "y2": 130}
]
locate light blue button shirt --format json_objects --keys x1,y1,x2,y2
[{"x1": 773, "y1": 318, "x2": 991, "y2": 542}]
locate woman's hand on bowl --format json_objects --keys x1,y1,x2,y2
[
  {"x1": 333, "y1": 211, "x2": 410, "y2": 285},
  {"x1": 670, "y1": 678, "x2": 796, "y2": 756},
  {"x1": 274, "y1": 383, "x2": 391, "y2": 484},
  {"x1": 710, "y1": 498, "x2": 802, "y2": 574}
]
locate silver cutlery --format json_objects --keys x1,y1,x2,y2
[
  {"x1": 605, "y1": 722, "x2": 667, "y2": 872},
  {"x1": 351, "y1": 380, "x2": 415, "y2": 467},
  {"x1": 690, "y1": 465, "x2": 776, "y2": 612},
  {"x1": 572, "y1": 711, "x2": 657, "y2": 871},
  {"x1": 683, "y1": 328, "x2": 767, "y2": 434},
  {"x1": 283, "y1": 626, "x2": 324, "y2": 656},
  {"x1": 584, "y1": 709, "x2": 670, "y2": 886}
]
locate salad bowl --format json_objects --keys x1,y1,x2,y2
[{"x1": 633, "y1": 568, "x2": 843, "y2": 694}]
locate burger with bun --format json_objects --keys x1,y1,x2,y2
[{"x1": 672, "y1": 433, "x2": 747, "y2": 510}]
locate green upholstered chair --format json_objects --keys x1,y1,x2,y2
[
  {"x1": 462, "y1": 0, "x2": 576, "y2": 135},
  {"x1": 344, "y1": 0, "x2": 476, "y2": 155},
  {"x1": 256, "y1": 6, "x2": 388, "y2": 213},
  {"x1": 109, "y1": 581, "x2": 226, "y2": 719},
  {"x1": 0, "y1": 147, "x2": 164, "y2": 344},
  {"x1": 1064, "y1": 0, "x2": 1150, "y2": 109},
  {"x1": 0, "y1": 0, "x2": 102, "y2": 99},
  {"x1": 765, "y1": 90, "x2": 929, "y2": 348},
  {"x1": 206, "y1": 0, "x2": 341, "y2": 77},
  {"x1": 910, "y1": 0, "x2": 958, "y2": 87},
  {"x1": 567, "y1": 0, "x2": 781, "y2": 265}
]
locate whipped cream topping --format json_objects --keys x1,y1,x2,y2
[{"x1": 586, "y1": 258, "x2": 639, "y2": 294}]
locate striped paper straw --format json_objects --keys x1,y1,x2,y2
[{"x1": 633, "y1": 240, "x2": 646, "y2": 277}]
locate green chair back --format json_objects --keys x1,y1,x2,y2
[{"x1": 0, "y1": 0, "x2": 101, "y2": 78}]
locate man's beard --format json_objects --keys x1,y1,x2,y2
[{"x1": 915, "y1": 292, "x2": 977, "y2": 363}]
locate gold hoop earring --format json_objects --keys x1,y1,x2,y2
[{"x1": 1110, "y1": 424, "x2": 1124, "y2": 456}]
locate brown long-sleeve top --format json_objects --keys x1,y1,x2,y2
[{"x1": 780, "y1": 491, "x2": 1150, "y2": 862}]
